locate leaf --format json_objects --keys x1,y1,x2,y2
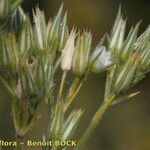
[{"x1": 60, "y1": 110, "x2": 83, "y2": 140}]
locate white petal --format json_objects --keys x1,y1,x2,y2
[
  {"x1": 61, "y1": 29, "x2": 76, "y2": 71},
  {"x1": 91, "y1": 45, "x2": 112, "y2": 72},
  {"x1": 91, "y1": 46, "x2": 106, "y2": 61}
]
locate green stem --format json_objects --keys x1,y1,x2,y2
[
  {"x1": 64, "y1": 77, "x2": 84, "y2": 113},
  {"x1": 57, "y1": 71, "x2": 67, "y2": 101},
  {"x1": 64, "y1": 82, "x2": 83, "y2": 113},
  {"x1": 15, "y1": 135, "x2": 23, "y2": 150},
  {"x1": 76, "y1": 95, "x2": 116, "y2": 150},
  {"x1": 104, "y1": 65, "x2": 116, "y2": 100}
]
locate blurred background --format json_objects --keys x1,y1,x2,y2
[{"x1": 0, "y1": 0, "x2": 150, "y2": 150}]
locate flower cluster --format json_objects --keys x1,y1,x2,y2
[
  {"x1": 61, "y1": 30, "x2": 112, "y2": 75},
  {"x1": 0, "y1": 1, "x2": 150, "y2": 150},
  {"x1": 0, "y1": 5, "x2": 70, "y2": 137},
  {"x1": 0, "y1": 2, "x2": 112, "y2": 145},
  {"x1": 105, "y1": 9, "x2": 150, "y2": 99}
]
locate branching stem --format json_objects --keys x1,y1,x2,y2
[
  {"x1": 64, "y1": 81, "x2": 83, "y2": 113},
  {"x1": 76, "y1": 95, "x2": 116, "y2": 150}
]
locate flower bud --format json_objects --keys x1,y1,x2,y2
[
  {"x1": 114, "y1": 53, "x2": 139, "y2": 93},
  {"x1": 110, "y1": 19, "x2": 126, "y2": 54},
  {"x1": 134, "y1": 26, "x2": 150, "y2": 73},
  {"x1": 61, "y1": 29, "x2": 76, "y2": 71},
  {"x1": 0, "y1": 0, "x2": 9, "y2": 20},
  {"x1": 72, "y1": 31, "x2": 92, "y2": 75},
  {"x1": 33, "y1": 7, "x2": 47, "y2": 50},
  {"x1": 121, "y1": 23, "x2": 140, "y2": 61},
  {"x1": 48, "y1": 4, "x2": 63, "y2": 50},
  {"x1": 109, "y1": 9, "x2": 126, "y2": 58},
  {"x1": 11, "y1": 6, "x2": 27, "y2": 33},
  {"x1": 19, "y1": 19, "x2": 32, "y2": 54},
  {"x1": 90, "y1": 46, "x2": 112, "y2": 73},
  {"x1": 59, "y1": 12, "x2": 69, "y2": 51}
]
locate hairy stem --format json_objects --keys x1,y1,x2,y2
[{"x1": 76, "y1": 95, "x2": 116, "y2": 150}]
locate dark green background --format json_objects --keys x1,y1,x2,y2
[{"x1": 0, "y1": 0, "x2": 150, "y2": 150}]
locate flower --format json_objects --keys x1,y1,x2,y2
[
  {"x1": 61, "y1": 29, "x2": 76, "y2": 71},
  {"x1": 72, "y1": 31, "x2": 92, "y2": 75},
  {"x1": 90, "y1": 46, "x2": 112, "y2": 72}
]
